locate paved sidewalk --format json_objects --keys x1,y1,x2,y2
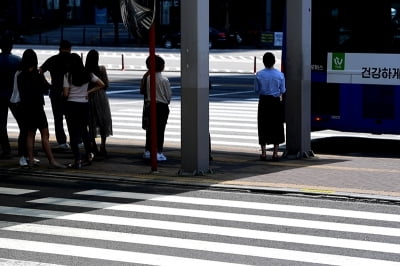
[{"x1": 1, "y1": 137, "x2": 400, "y2": 203}]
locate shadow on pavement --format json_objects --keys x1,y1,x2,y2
[{"x1": 311, "y1": 137, "x2": 400, "y2": 158}]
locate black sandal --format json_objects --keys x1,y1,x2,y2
[
  {"x1": 67, "y1": 160, "x2": 82, "y2": 169},
  {"x1": 271, "y1": 156, "x2": 279, "y2": 162},
  {"x1": 82, "y1": 153, "x2": 94, "y2": 166}
]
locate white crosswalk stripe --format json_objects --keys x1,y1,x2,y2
[
  {"x1": 7, "y1": 94, "x2": 261, "y2": 152},
  {"x1": 0, "y1": 187, "x2": 38, "y2": 195},
  {"x1": 1, "y1": 187, "x2": 400, "y2": 265}
]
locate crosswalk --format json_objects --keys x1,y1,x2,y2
[
  {"x1": 107, "y1": 99, "x2": 260, "y2": 149},
  {"x1": 1, "y1": 186, "x2": 400, "y2": 265},
  {"x1": 6, "y1": 87, "x2": 262, "y2": 153},
  {"x1": 6, "y1": 72, "x2": 394, "y2": 155}
]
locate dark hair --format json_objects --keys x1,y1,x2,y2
[
  {"x1": 263, "y1": 52, "x2": 276, "y2": 68},
  {"x1": 0, "y1": 38, "x2": 13, "y2": 53},
  {"x1": 145, "y1": 55, "x2": 165, "y2": 72},
  {"x1": 68, "y1": 53, "x2": 91, "y2": 86},
  {"x1": 59, "y1": 40, "x2": 72, "y2": 50},
  {"x1": 20, "y1": 49, "x2": 38, "y2": 71},
  {"x1": 85, "y1": 49, "x2": 100, "y2": 77}
]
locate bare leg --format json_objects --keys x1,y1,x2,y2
[
  {"x1": 100, "y1": 136, "x2": 106, "y2": 149},
  {"x1": 272, "y1": 144, "x2": 279, "y2": 159},
  {"x1": 91, "y1": 138, "x2": 99, "y2": 155},
  {"x1": 261, "y1": 145, "x2": 266, "y2": 156},
  {"x1": 100, "y1": 135, "x2": 107, "y2": 157},
  {"x1": 39, "y1": 128, "x2": 56, "y2": 164},
  {"x1": 39, "y1": 127, "x2": 65, "y2": 168},
  {"x1": 260, "y1": 145, "x2": 267, "y2": 160},
  {"x1": 26, "y1": 131, "x2": 36, "y2": 167}
]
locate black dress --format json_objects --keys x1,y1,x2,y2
[
  {"x1": 17, "y1": 70, "x2": 50, "y2": 131},
  {"x1": 88, "y1": 66, "x2": 113, "y2": 139}
]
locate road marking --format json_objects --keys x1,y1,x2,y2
[
  {"x1": 76, "y1": 189, "x2": 400, "y2": 222},
  {"x1": 0, "y1": 238, "x2": 245, "y2": 266},
  {"x1": 0, "y1": 187, "x2": 37, "y2": 195},
  {"x1": 106, "y1": 89, "x2": 137, "y2": 94},
  {"x1": 3, "y1": 224, "x2": 400, "y2": 265},
  {"x1": 25, "y1": 198, "x2": 400, "y2": 237},
  {"x1": 0, "y1": 258, "x2": 61, "y2": 266},
  {"x1": 2, "y1": 205, "x2": 400, "y2": 240}
]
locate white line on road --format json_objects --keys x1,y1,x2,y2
[
  {"x1": 0, "y1": 187, "x2": 37, "y2": 195},
  {"x1": 4, "y1": 223, "x2": 400, "y2": 264},
  {"x1": 26, "y1": 198, "x2": 400, "y2": 237},
  {"x1": 0, "y1": 238, "x2": 245, "y2": 266}
]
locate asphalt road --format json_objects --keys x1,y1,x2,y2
[{"x1": 1, "y1": 175, "x2": 400, "y2": 265}]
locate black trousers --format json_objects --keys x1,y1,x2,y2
[
  {"x1": 50, "y1": 94, "x2": 67, "y2": 145},
  {"x1": 145, "y1": 102, "x2": 170, "y2": 153},
  {"x1": 65, "y1": 101, "x2": 91, "y2": 161},
  {"x1": 0, "y1": 97, "x2": 11, "y2": 154}
]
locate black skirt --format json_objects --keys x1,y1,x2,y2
[{"x1": 257, "y1": 94, "x2": 285, "y2": 145}]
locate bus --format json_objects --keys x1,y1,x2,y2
[{"x1": 311, "y1": 1, "x2": 400, "y2": 134}]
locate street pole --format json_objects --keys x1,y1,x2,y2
[
  {"x1": 285, "y1": 0, "x2": 313, "y2": 158},
  {"x1": 120, "y1": 0, "x2": 157, "y2": 170},
  {"x1": 149, "y1": 24, "x2": 157, "y2": 171},
  {"x1": 180, "y1": 0, "x2": 210, "y2": 175}
]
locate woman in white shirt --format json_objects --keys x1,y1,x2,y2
[{"x1": 63, "y1": 53, "x2": 105, "y2": 168}]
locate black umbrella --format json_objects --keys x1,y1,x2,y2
[{"x1": 120, "y1": 0, "x2": 156, "y2": 38}]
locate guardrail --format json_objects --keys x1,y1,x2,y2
[{"x1": 22, "y1": 24, "x2": 136, "y2": 47}]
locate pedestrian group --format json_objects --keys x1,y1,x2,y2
[
  {"x1": 0, "y1": 36, "x2": 174, "y2": 169},
  {"x1": 0, "y1": 34, "x2": 285, "y2": 168},
  {"x1": 0, "y1": 36, "x2": 115, "y2": 169}
]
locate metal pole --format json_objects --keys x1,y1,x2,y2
[
  {"x1": 149, "y1": 24, "x2": 157, "y2": 171},
  {"x1": 254, "y1": 56, "x2": 257, "y2": 73}
]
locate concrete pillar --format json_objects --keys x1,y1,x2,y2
[
  {"x1": 285, "y1": 0, "x2": 313, "y2": 158},
  {"x1": 180, "y1": 0, "x2": 210, "y2": 175}
]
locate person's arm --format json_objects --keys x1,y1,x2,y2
[
  {"x1": 140, "y1": 71, "x2": 150, "y2": 95},
  {"x1": 165, "y1": 79, "x2": 172, "y2": 104},
  {"x1": 39, "y1": 72, "x2": 50, "y2": 95},
  {"x1": 279, "y1": 73, "x2": 286, "y2": 95},
  {"x1": 62, "y1": 75, "x2": 70, "y2": 98},
  {"x1": 254, "y1": 75, "x2": 260, "y2": 94},
  {"x1": 39, "y1": 56, "x2": 52, "y2": 74},
  {"x1": 87, "y1": 74, "x2": 105, "y2": 95},
  {"x1": 99, "y1": 66, "x2": 109, "y2": 88}
]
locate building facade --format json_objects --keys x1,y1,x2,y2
[{"x1": 1, "y1": 0, "x2": 285, "y2": 45}]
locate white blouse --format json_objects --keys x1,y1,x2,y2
[{"x1": 63, "y1": 73, "x2": 99, "y2": 103}]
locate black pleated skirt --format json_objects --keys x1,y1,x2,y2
[{"x1": 257, "y1": 94, "x2": 285, "y2": 145}]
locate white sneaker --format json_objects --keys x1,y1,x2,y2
[
  {"x1": 157, "y1": 153, "x2": 167, "y2": 161},
  {"x1": 142, "y1": 151, "x2": 150, "y2": 159},
  {"x1": 32, "y1": 158, "x2": 40, "y2": 165},
  {"x1": 19, "y1": 156, "x2": 28, "y2": 166},
  {"x1": 25, "y1": 157, "x2": 40, "y2": 166},
  {"x1": 58, "y1": 143, "x2": 70, "y2": 150}
]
